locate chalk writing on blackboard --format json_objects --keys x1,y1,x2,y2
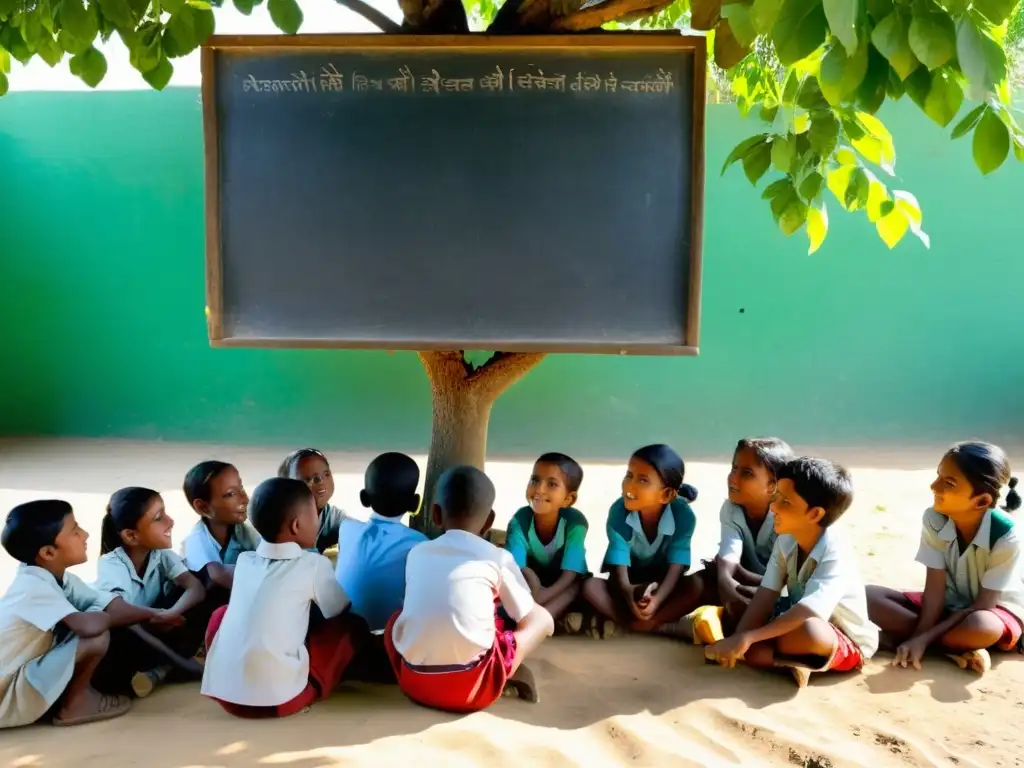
[{"x1": 239, "y1": 65, "x2": 675, "y2": 97}]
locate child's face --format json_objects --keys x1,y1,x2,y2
[
  {"x1": 622, "y1": 457, "x2": 675, "y2": 513},
  {"x1": 198, "y1": 467, "x2": 249, "y2": 525},
  {"x1": 122, "y1": 496, "x2": 174, "y2": 551},
  {"x1": 39, "y1": 512, "x2": 89, "y2": 570},
  {"x1": 526, "y1": 461, "x2": 576, "y2": 517},
  {"x1": 292, "y1": 496, "x2": 321, "y2": 550},
  {"x1": 296, "y1": 455, "x2": 334, "y2": 511},
  {"x1": 770, "y1": 479, "x2": 823, "y2": 535},
  {"x1": 931, "y1": 455, "x2": 990, "y2": 519},
  {"x1": 728, "y1": 447, "x2": 776, "y2": 514}
]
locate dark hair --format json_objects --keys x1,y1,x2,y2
[
  {"x1": 535, "y1": 452, "x2": 584, "y2": 494},
  {"x1": 2, "y1": 500, "x2": 73, "y2": 565},
  {"x1": 735, "y1": 437, "x2": 794, "y2": 479},
  {"x1": 183, "y1": 461, "x2": 234, "y2": 507},
  {"x1": 249, "y1": 477, "x2": 315, "y2": 542},
  {"x1": 363, "y1": 452, "x2": 420, "y2": 517},
  {"x1": 100, "y1": 487, "x2": 161, "y2": 555},
  {"x1": 631, "y1": 444, "x2": 698, "y2": 503},
  {"x1": 278, "y1": 448, "x2": 328, "y2": 479},
  {"x1": 777, "y1": 457, "x2": 854, "y2": 528},
  {"x1": 435, "y1": 466, "x2": 496, "y2": 524},
  {"x1": 944, "y1": 441, "x2": 1021, "y2": 512}
]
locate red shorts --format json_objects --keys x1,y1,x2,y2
[
  {"x1": 825, "y1": 625, "x2": 863, "y2": 672},
  {"x1": 903, "y1": 591, "x2": 1023, "y2": 652},
  {"x1": 204, "y1": 605, "x2": 364, "y2": 718},
  {"x1": 383, "y1": 609, "x2": 517, "y2": 713}
]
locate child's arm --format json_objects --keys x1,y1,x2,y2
[
  {"x1": 167, "y1": 571, "x2": 207, "y2": 617},
  {"x1": 539, "y1": 513, "x2": 589, "y2": 603},
  {"x1": 312, "y1": 555, "x2": 351, "y2": 619},
  {"x1": 61, "y1": 610, "x2": 113, "y2": 638},
  {"x1": 642, "y1": 500, "x2": 695, "y2": 616},
  {"x1": 204, "y1": 563, "x2": 235, "y2": 591},
  {"x1": 705, "y1": 585, "x2": 779, "y2": 666},
  {"x1": 105, "y1": 596, "x2": 182, "y2": 629},
  {"x1": 716, "y1": 508, "x2": 762, "y2": 599},
  {"x1": 537, "y1": 570, "x2": 578, "y2": 604},
  {"x1": 642, "y1": 564, "x2": 686, "y2": 618}
]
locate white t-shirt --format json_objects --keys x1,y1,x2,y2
[
  {"x1": 95, "y1": 548, "x2": 188, "y2": 607},
  {"x1": 392, "y1": 529, "x2": 534, "y2": 667},
  {"x1": 180, "y1": 519, "x2": 261, "y2": 571},
  {"x1": 717, "y1": 500, "x2": 777, "y2": 575},
  {"x1": 201, "y1": 541, "x2": 350, "y2": 707}
]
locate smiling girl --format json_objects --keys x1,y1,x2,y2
[{"x1": 278, "y1": 449, "x2": 348, "y2": 553}]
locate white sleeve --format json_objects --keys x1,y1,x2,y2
[
  {"x1": 64, "y1": 574, "x2": 115, "y2": 613},
  {"x1": 312, "y1": 555, "x2": 351, "y2": 619},
  {"x1": 496, "y1": 551, "x2": 535, "y2": 622},
  {"x1": 982, "y1": 528, "x2": 1023, "y2": 592},
  {"x1": 160, "y1": 550, "x2": 189, "y2": 583},
  {"x1": 914, "y1": 511, "x2": 949, "y2": 570},
  {"x1": 760, "y1": 540, "x2": 786, "y2": 593},
  {"x1": 181, "y1": 529, "x2": 217, "y2": 571},
  {"x1": 14, "y1": 580, "x2": 79, "y2": 631},
  {"x1": 796, "y1": 552, "x2": 850, "y2": 621},
  {"x1": 718, "y1": 525, "x2": 745, "y2": 563},
  {"x1": 94, "y1": 555, "x2": 131, "y2": 597}
]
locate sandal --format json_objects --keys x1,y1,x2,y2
[{"x1": 54, "y1": 693, "x2": 132, "y2": 727}]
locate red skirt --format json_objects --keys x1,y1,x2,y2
[
  {"x1": 204, "y1": 605, "x2": 364, "y2": 718},
  {"x1": 383, "y1": 609, "x2": 517, "y2": 713}
]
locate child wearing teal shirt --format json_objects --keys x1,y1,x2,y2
[
  {"x1": 505, "y1": 453, "x2": 589, "y2": 625},
  {"x1": 583, "y1": 444, "x2": 704, "y2": 637}
]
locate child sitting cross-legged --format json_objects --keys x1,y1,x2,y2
[
  {"x1": 705, "y1": 458, "x2": 878, "y2": 688},
  {"x1": 201, "y1": 478, "x2": 369, "y2": 718},
  {"x1": 385, "y1": 466, "x2": 554, "y2": 712}
]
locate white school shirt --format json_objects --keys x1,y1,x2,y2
[
  {"x1": 180, "y1": 519, "x2": 261, "y2": 571},
  {"x1": 915, "y1": 507, "x2": 1024, "y2": 623},
  {"x1": 201, "y1": 540, "x2": 350, "y2": 707},
  {"x1": 334, "y1": 513, "x2": 428, "y2": 631},
  {"x1": 717, "y1": 500, "x2": 777, "y2": 575},
  {"x1": 761, "y1": 528, "x2": 879, "y2": 658},
  {"x1": 0, "y1": 566, "x2": 115, "y2": 728},
  {"x1": 392, "y1": 529, "x2": 534, "y2": 667},
  {"x1": 95, "y1": 548, "x2": 188, "y2": 607}
]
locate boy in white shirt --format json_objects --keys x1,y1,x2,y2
[
  {"x1": 1, "y1": 500, "x2": 182, "y2": 728},
  {"x1": 385, "y1": 466, "x2": 554, "y2": 713},
  {"x1": 706, "y1": 458, "x2": 878, "y2": 688},
  {"x1": 201, "y1": 478, "x2": 368, "y2": 718}
]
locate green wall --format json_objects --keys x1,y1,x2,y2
[{"x1": 1, "y1": 89, "x2": 1021, "y2": 459}]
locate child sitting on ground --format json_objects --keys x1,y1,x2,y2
[
  {"x1": 201, "y1": 477, "x2": 368, "y2": 718},
  {"x1": 0, "y1": 500, "x2": 186, "y2": 728},
  {"x1": 505, "y1": 452, "x2": 589, "y2": 630},
  {"x1": 866, "y1": 441, "x2": 1023, "y2": 675},
  {"x1": 335, "y1": 452, "x2": 426, "y2": 632},
  {"x1": 385, "y1": 466, "x2": 554, "y2": 713},
  {"x1": 95, "y1": 487, "x2": 209, "y2": 698},
  {"x1": 180, "y1": 461, "x2": 260, "y2": 594},
  {"x1": 705, "y1": 458, "x2": 878, "y2": 688},
  {"x1": 279, "y1": 449, "x2": 348, "y2": 553},
  {"x1": 582, "y1": 444, "x2": 703, "y2": 637}
]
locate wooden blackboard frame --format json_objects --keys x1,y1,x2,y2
[{"x1": 201, "y1": 33, "x2": 707, "y2": 356}]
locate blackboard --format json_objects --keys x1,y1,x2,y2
[{"x1": 202, "y1": 34, "x2": 706, "y2": 355}]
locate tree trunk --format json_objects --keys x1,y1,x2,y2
[{"x1": 413, "y1": 350, "x2": 545, "y2": 537}]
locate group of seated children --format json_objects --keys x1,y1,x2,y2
[{"x1": 0, "y1": 438, "x2": 1020, "y2": 729}]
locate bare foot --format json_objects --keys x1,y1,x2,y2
[
  {"x1": 587, "y1": 615, "x2": 617, "y2": 639},
  {"x1": 562, "y1": 612, "x2": 584, "y2": 635},
  {"x1": 55, "y1": 688, "x2": 131, "y2": 726},
  {"x1": 503, "y1": 664, "x2": 539, "y2": 703},
  {"x1": 946, "y1": 649, "x2": 991, "y2": 675}
]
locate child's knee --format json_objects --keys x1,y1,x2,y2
[
  {"x1": 944, "y1": 610, "x2": 1005, "y2": 649},
  {"x1": 76, "y1": 631, "x2": 111, "y2": 661},
  {"x1": 776, "y1": 617, "x2": 837, "y2": 658}
]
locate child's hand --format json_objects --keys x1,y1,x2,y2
[
  {"x1": 705, "y1": 632, "x2": 751, "y2": 668},
  {"x1": 521, "y1": 568, "x2": 542, "y2": 599},
  {"x1": 148, "y1": 610, "x2": 185, "y2": 631},
  {"x1": 892, "y1": 637, "x2": 929, "y2": 670}
]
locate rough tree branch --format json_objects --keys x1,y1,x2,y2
[
  {"x1": 469, "y1": 351, "x2": 547, "y2": 398},
  {"x1": 334, "y1": 0, "x2": 403, "y2": 31}
]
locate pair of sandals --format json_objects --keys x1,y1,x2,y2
[{"x1": 53, "y1": 693, "x2": 132, "y2": 727}]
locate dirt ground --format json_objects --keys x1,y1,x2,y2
[{"x1": 0, "y1": 437, "x2": 1021, "y2": 767}]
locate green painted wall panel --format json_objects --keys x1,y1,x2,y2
[{"x1": 1, "y1": 89, "x2": 1021, "y2": 458}]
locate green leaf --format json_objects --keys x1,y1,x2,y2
[
  {"x1": 922, "y1": 68, "x2": 963, "y2": 127},
  {"x1": 876, "y1": 207, "x2": 909, "y2": 247},
  {"x1": 163, "y1": 0, "x2": 186, "y2": 11},
  {"x1": 844, "y1": 166, "x2": 871, "y2": 209},
  {"x1": 0, "y1": 71, "x2": 8, "y2": 97},
  {"x1": 972, "y1": 108, "x2": 1009, "y2": 174},
  {"x1": 823, "y1": 0, "x2": 859, "y2": 55},
  {"x1": 127, "y1": 23, "x2": 162, "y2": 72},
  {"x1": 908, "y1": 7, "x2": 956, "y2": 70},
  {"x1": 96, "y1": 0, "x2": 136, "y2": 30},
  {"x1": 955, "y1": 16, "x2": 1006, "y2": 96},
  {"x1": 233, "y1": 0, "x2": 256, "y2": 14},
  {"x1": 0, "y1": 47, "x2": 9, "y2": 74},
  {"x1": 751, "y1": 0, "x2": 784, "y2": 32},
  {"x1": 268, "y1": 0, "x2": 302, "y2": 34},
  {"x1": 797, "y1": 76, "x2": 828, "y2": 109},
  {"x1": 856, "y1": 45, "x2": 890, "y2": 113},
  {"x1": 722, "y1": 133, "x2": 769, "y2": 174},
  {"x1": 951, "y1": 104, "x2": 985, "y2": 138},
  {"x1": 892, "y1": 189, "x2": 930, "y2": 247},
  {"x1": 163, "y1": 4, "x2": 213, "y2": 57},
  {"x1": 142, "y1": 55, "x2": 173, "y2": 89},
  {"x1": 806, "y1": 202, "x2": 828, "y2": 253},
  {"x1": 35, "y1": 33, "x2": 62, "y2": 66},
  {"x1": 722, "y1": 3, "x2": 757, "y2": 47},
  {"x1": 865, "y1": 0, "x2": 891, "y2": 20},
  {"x1": 771, "y1": 134, "x2": 796, "y2": 171},
  {"x1": 68, "y1": 45, "x2": 106, "y2": 86},
  {"x1": 691, "y1": 0, "x2": 723, "y2": 29},
  {"x1": 762, "y1": 178, "x2": 792, "y2": 199},
  {"x1": 59, "y1": 0, "x2": 98, "y2": 46},
  {"x1": 0, "y1": 26, "x2": 32, "y2": 62},
  {"x1": 971, "y1": 0, "x2": 1016, "y2": 24},
  {"x1": 771, "y1": 0, "x2": 828, "y2": 65},
  {"x1": 1014, "y1": 136, "x2": 1024, "y2": 163},
  {"x1": 808, "y1": 110, "x2": 840, "y2": 155},
  {"x1": 714, "y1": 19, "x2": 751, "y2": 69},
  {"x1": 819, "y1": 41, "x2": 868, "y2": 105},
  {"x1": 799, "y1": 170, "x2": 825, "y2": 199},
  {"x1": 22, "y1": 11, "x2": 43, "y2": 45},
  {"x1": 872, "y1": 10, "x2": 920, "y2": 80},
  {"x1": 769, "y1": 181, "x2": 810, "y2": 235},
  {"x1": 855, "y1": 110, "x2": 895, "y2": 169},
  {"x1": 743, "y1": 140, "x2": 773, "y2": 183},
  {"x1": 759, "y1": 104, "x2": 779, "y2": 123}
]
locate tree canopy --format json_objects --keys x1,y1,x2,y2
[{"x1": 1, "y1": 0, "x2": 1021, "y2": 252}]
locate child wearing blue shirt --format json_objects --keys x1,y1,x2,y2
[
  {"x1": 505, "y1": 453, "x2": 589, "y2": 628},
  {"x1": 582, "y1": 444, "x2": 703, "y2": 637}
]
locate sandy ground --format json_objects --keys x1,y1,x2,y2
[{"x1": 0, "y1": 437, "x2": 1021, "y2": 768}]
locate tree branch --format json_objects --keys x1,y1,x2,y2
[
  {"x1": 468, "y1": 351, "x2": 547, "y2": 398},
  {"x1": 333, "y1": 0, "x2": 402, "y2": 31},
  {"x1": 417, "y1": 350, "x2": 471, "y2": 385}
]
